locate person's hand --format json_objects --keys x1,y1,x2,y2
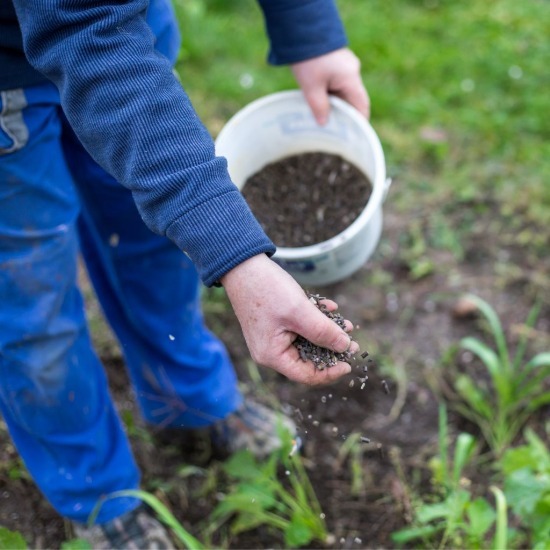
[
  {"x1": 291, "y1": 47, "x2": 370, "y2": 125},
  {"x1": 221, "y1": 254, "x2": 359, "y2": 385}
]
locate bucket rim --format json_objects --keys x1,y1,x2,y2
[{"x1": 215, "y1": 90, "x2": 387, "y2": 260}]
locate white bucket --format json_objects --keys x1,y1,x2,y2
[{"x1": 215, "y1": 90, "x2": 389, "y2": 286}]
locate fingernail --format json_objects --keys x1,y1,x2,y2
[{"x1": 335, "y1": 333, "x2": 352, "y2": 353}]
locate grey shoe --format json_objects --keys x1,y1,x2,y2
[
  {"x1": 209, "y1": 397, "x2": 300, "y2": 459},
  {"x1": 72, "y1": 504, "x2": 173, "y2": 549}
]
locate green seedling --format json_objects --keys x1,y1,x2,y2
[
  {"x1": 392, "y1": 404, "x2": 507, "y2": 549},
  {"x1": 452, "y1": 294, "x2": 550, "y2": 456},
  {"x1": 204, "y1": 427, "x2": 327, "y2": 548},
  {"x1": 336, "y1": 432, "x2": 368, "y2": 497}
]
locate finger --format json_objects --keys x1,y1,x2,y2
[
  {"x1": 303, "y1": 86, "x2": 331, "y2": 126},
  {"x1": 343, "y1": 319, "x2": 355, "y2": 332},
  {"x1": 290, "y1": 304, "x2": 353, "y2": 354},
  {"x1": 317, "y1": 298, "x2": 337, "y2": 311},
  {"x1": 348, "y1": 340, "x2": 360, "y2": 354},
  {"x1": 315, "y1": 301, "x2": 356, "y2": 334},
  {"x1": 334, "y1": 79, "x2": 371, "y2": 119}
]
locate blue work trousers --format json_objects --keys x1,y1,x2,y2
[{"x1": 0, "y1": 0, "x2": 241, "y2": 524}]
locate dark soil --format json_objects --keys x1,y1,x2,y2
[
  {"x1": 242, "y1": 152, "x2": 372, "y2": 247},
  {"x1": 1, "y1": 180, "x2": 549, "y2": 549}
]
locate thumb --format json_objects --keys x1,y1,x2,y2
[
  {"x1": 303, "y1": 86, "x2": 331, "y2": 126},
  {"x1": 295, "y1": 305, "x2": 353, "y2": 354}
]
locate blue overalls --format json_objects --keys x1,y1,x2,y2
[{"x1": 0, "y1": 0, "x2": 241, "y2": 524}]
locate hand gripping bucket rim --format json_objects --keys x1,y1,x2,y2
[{"x1": 215, "y1": 90, "x2": 389, "y2": 285}]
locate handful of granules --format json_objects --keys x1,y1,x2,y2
[{"x1": 293, "y1": 293, "x2": 357, "y2": 370}]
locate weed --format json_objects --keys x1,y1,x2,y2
[
  {"x1": 449, "y1": 295, "x2": 550, "y2": 455},
  {"x1": 204, "y1": 428, "x2": 327, "y2": 548},
  {"x1": 336, "y1": 432, "x2": 368, "y2": 497},
  {"x1": 392, "y1": 404, "x2": 508, "y2": 549},
  {"x1": 500, "y1": 429, "x2": 550, "y2": 548}
]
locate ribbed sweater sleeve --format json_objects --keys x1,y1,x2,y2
[
  {"x1": 11, "y1": 0, "x2": 275, "y2": 287},
  {"x1": 256, "y1": 0, "x2": 348, "y2": 65}
]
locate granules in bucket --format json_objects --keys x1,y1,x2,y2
[{"x1": 242, "y1": 152, "x2": 372, "y2": 248}]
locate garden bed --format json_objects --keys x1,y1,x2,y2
[{"x1": 1, "y1": 190, "x2": 548, "y2": 549}]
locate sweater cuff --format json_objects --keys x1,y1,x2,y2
[
  {"x1": 257, "y1": 0, "x2": 348, "y2": 65},
  {"x1": 166, "y1": 187, "x2": 276, "y2": 287}
]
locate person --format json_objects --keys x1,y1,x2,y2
[{"x1": 0, "y1": 0, "x2": 369, "y2": 546}]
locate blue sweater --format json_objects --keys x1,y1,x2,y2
[{"x1": 3, "y1": 0, "x2": 347, "y2": 286}]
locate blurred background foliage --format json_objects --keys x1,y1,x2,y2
[{"x1": 172, "y1": 0, "x2": 549, "y2": 225}]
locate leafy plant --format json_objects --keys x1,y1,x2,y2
[
  {"x1": 0, "y1": 526, "x2": 91, "y2": 550},
  {"x1": 0, "y1": 527, "x2": 26, "y2": 550},
  {"x1": 204, "y1": 430, "x2": 327, "y2": 548},
  {"x1": 392, "y1": 404, "x2": 507, "y2": 549},
  {"x1": 450, "y1": 294, "x2": 550, "y2": 456},
  {"x1": 501, "y1": 429, "x2": 550, "y2": 548}
]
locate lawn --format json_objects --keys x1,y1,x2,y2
[{"x1": 175, "y1": 0, "x2": 550, "y2": 224}]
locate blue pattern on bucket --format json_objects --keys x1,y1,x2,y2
[{"x1": 275, "y1": 259, "x2": 317, "y2": 273}]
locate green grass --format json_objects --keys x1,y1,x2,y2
[{"x1": 173, "y1": 0, "x2": 549, "y2": 224}]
